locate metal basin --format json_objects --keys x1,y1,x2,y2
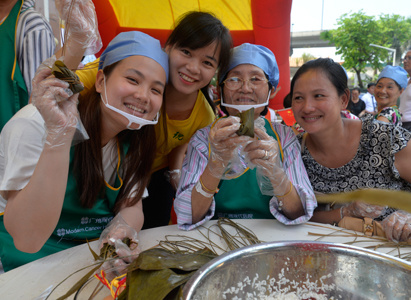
[{"x1": 182, "y1": 241, "x2": 411, "y2": 299}]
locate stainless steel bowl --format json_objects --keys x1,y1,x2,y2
[{"x1": 182, "y1": 241, "x2": 411, "y2": 299}]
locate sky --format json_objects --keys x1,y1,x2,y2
[{"x1": 290, "y1": 0, "x2": 410, "y2": 59}]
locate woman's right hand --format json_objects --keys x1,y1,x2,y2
[
  {"x1": 31, "y1": 61, "x2": 79, "y2": 147},
  {"x1": 208, "y1": 116, "x2": 250, "y2": 176},
  {"x1": 55, "y1": 0, "x2": 102, "y2": 55}
]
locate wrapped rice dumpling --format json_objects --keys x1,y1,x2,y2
[
  {"x1": 236, "y1": 108, "x2": 254, "y2": 138},
  {"x1": 52, "y1": 60, "x2": 84, "y2": 94}
]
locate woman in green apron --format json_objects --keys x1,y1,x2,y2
[
  {"x1": 0, "y1": 31, "x2": 169, "y2": 271},
  {"x1": 174, "y1": 43, "x2": 316, "y2": 230}
]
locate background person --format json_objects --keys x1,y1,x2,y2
[
  {"x1": 374, "y1": 65, "x2": 408, "y2": 126},
  {"x1": 399, "y1": 49, "x2": 411, "y2": 131},
  {"x1": 361, "y1": 82, "x2": 377, "y2": 115},
  {"x1": 0, "y1": 0, "x2": 55, "y2": 130},
  {"x1": 346, "y1": 87, "x2": 365, "y2": 117}
]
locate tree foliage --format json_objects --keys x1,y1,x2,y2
[{"x1": 321, "y1": 11, "x2": 411, "y2": 88}]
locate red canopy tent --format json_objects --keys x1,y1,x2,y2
[{"x1": 92, "y1": 0, "x2": 292, "y2": 109}]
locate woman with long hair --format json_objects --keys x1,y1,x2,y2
[{"x1": 0, "y1": 31, "x2": 169, "y2": 271}]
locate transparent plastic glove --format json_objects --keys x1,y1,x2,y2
[
  {"x1": 381, "y1": 210, "x2": 411, "y2": 243},
  {"x1": 243, "y1": 122, "x2": 288, "y2": 196},
  {"x1": 98, "y1": 214, "x2": 140, "y2": 280},
  {"x1": 166, "y1": 169, "x2": 181, "y2": 190},
  {"x1": 341, "y1": 201, "x2": 385, "y2": 219},
  {"x1": 31, "y1": 57, "x2": 80, "y2": 148},
  {"x1": 208, "y1": 116, "x2": 250, "y2": 178},
  {"x1": 55, "y1": 0, "x2": 102, "y2": 56}
]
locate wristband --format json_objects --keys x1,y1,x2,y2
[{"x1": 195, "y1": 180, "x2": 215, "y2": 198}]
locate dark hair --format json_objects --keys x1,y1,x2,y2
[
  {"x1": 283, "y1": 93, "x2": 292, "y2": 108},
  {"x1": 166, "y1": 11, "x2": 232, "y2": 110},
  {"x1": 351, "y1": 87, "x2": 360, "y2": 93},
  {"x1": 290, "y1": 58, "x2": 349, "y2": 99},
  {"x1": 367, "y1": 82, "x2": 376, "y2": 88},
  {"x1": 75, "y1": 62, "x2": 156, "y2": 213}
]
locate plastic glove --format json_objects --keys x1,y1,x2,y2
[
  {"x1": 381, "y1": 210, "x2": 411, "y2": 243},
  {"x1": 341, "y1": 201, "x2": 385, "y2": 219},
  {"x1": 208, "y1": 116, "x2": 251, "y2": 178},
  {"x1": 98, "y1": 214, "x2": 141, "y2": 280},
  {"x1": 55, "y1": 0, "x2": 102, "y2": 56},
  {"x1": 31, "y1": 57, "x2": 80, "y2": 148},
  {"x1": 243, "y1": 122, "x2": 288, "y2": 196},
  {"x1": 166, "y1": 169, "x2": 181, "y2": 191}
]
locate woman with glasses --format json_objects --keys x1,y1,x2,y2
[{"x1": 174, "y1": 43, "x2": 316, "y2": 230}]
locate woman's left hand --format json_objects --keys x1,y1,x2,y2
[{"x1": 243, "y1": 127, "x2": 282, "y2": 176}]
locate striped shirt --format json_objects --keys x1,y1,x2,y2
[
  {"x1": 16, "y1": 0, "x2": 55, "y2": 94},
  {"x1": 174, "y1": 117, "x2": 317, "y2": 230}
]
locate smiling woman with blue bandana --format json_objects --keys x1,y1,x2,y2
[
  {"x1": 174, "y1": 43, "x2": 317, "y2": 230},
  {"x1": 374, "y1": 65, "x2": 408, "y2": 126},
  {"x1": 0, "y1": 31, "x2": 169, "y2": 272}
]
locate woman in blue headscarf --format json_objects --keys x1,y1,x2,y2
[
  {"x1": 174, "y1": 43, "x2": 317, "y2": 230},
  {"x1": 374, "y1": 65, "x2": 408, "y2": 126},
  {"x1": 0, "y1": 31, "x2": 169, "y2": 271}
]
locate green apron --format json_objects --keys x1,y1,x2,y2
[
  {"x1": 0, "y1": 0, "x2": 29, "y2": 131},
  {"x1": 213, "y1": 118, "x2": 283, "y2": 219},
  {"x1": 0, "y1": 142, "x2": 128, "y2": 272}
]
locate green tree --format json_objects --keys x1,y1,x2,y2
[
  {"x1": 321, "y1": 11, "x2": 383, "y2": 88},
  {"x1": 301, "y1": 52, "x2": 316, "y2": 63},
  {"x1": 376, "y1": 14, "x2": 411, "y2": 66}
]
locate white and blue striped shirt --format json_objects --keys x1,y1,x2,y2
[{"x1": 16, "y1": 0, "x2": 55, "y2": 94}]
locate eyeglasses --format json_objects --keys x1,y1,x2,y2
[
  {"x1": 223, "y1": 76, "x2": 269, "y2": 90},
  {"x1": 403, "y1": 56, "x2": 411, "y2": 61}
]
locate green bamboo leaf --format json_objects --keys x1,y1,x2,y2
[
  {"x1": 236, "y1": 108, "x2": 254, "y2": 137},
  {"x1": 86, "y1": 240, "x2": 100, "y2": 261},
  {"x1": 128, "y1": 248, "x2": 216, "y2": 272},
  {"x1": 55, "y1": 262, "x2": 103, "y2": 300},
  {"x1": 52, "y1": 60, "x2": 84, "y2": 94},
  {"x1": 126, "y1": 268, "x2": 195, "y2": 300},
  {"x1": 316, "y1": 188, "x2": 411, "y2": 213}
]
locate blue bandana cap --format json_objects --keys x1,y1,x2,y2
[
  {"x1": 219, "y1": 43, "x2": 279, "y2": 88},
  {"x1": 98, "y1": 31, "x2": 169, "y2": 82},
  {"x1": 377, "y1": 65, "x2": 408, "y2": 89}
]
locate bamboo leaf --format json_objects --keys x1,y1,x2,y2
[
  {"x1": 316, "y1": 188, "x2": 411, "y2": 213},
  {"x1": 52, "y1": 60, "x2": 84, "y2": 94},
  {"x1": 236, "y1": 108, "x2": 254, "y2": 137},
  {"x1": 126, "y1": 268, "x2": 195, "y2": 300},
  {"x1": 128, "y1": 247, "x2": 216, "y2": 272},
  {"x1": 55, "y1": 262, "x2": 103, "y2": 300}
]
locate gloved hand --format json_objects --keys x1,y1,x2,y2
[
  {"x1": 341, "y1": 201, "x2": 385, "y2": 220},
  {"x1": 381, "y1": 210, "x2": 411, "y2": 243},
  {"x1": 207, "y1": 116, "x2": 250, "y2": 178},
  {"x1": 243, "y1": 124, "x2": 289, "y2": 196},
  {"x1": 31, "y1": 57, "x2": 79, "y2": 148},
  {"x1": 98, "y1": 214, "x2": 141, "y2": 280},
  {"x1": 55, "y1": 0, "x2": 102, "y2": 56},
  {"x1": 166, "y1": 169, "x2": 181, "y2": 191}
]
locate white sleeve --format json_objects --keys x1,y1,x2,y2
[{"x1": 0, "y1": 105, "x2": 45, "y2": 198}]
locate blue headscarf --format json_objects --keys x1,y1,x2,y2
[
  {"x1": 219, "y1": 43, "x2": 279, "y2": 88},
  {"x1": 98, "y1": 31, "x2": 169, "y2": 82},
  {"x1": 377, "y1": 65, "x2": 408, "y2": 89}
]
